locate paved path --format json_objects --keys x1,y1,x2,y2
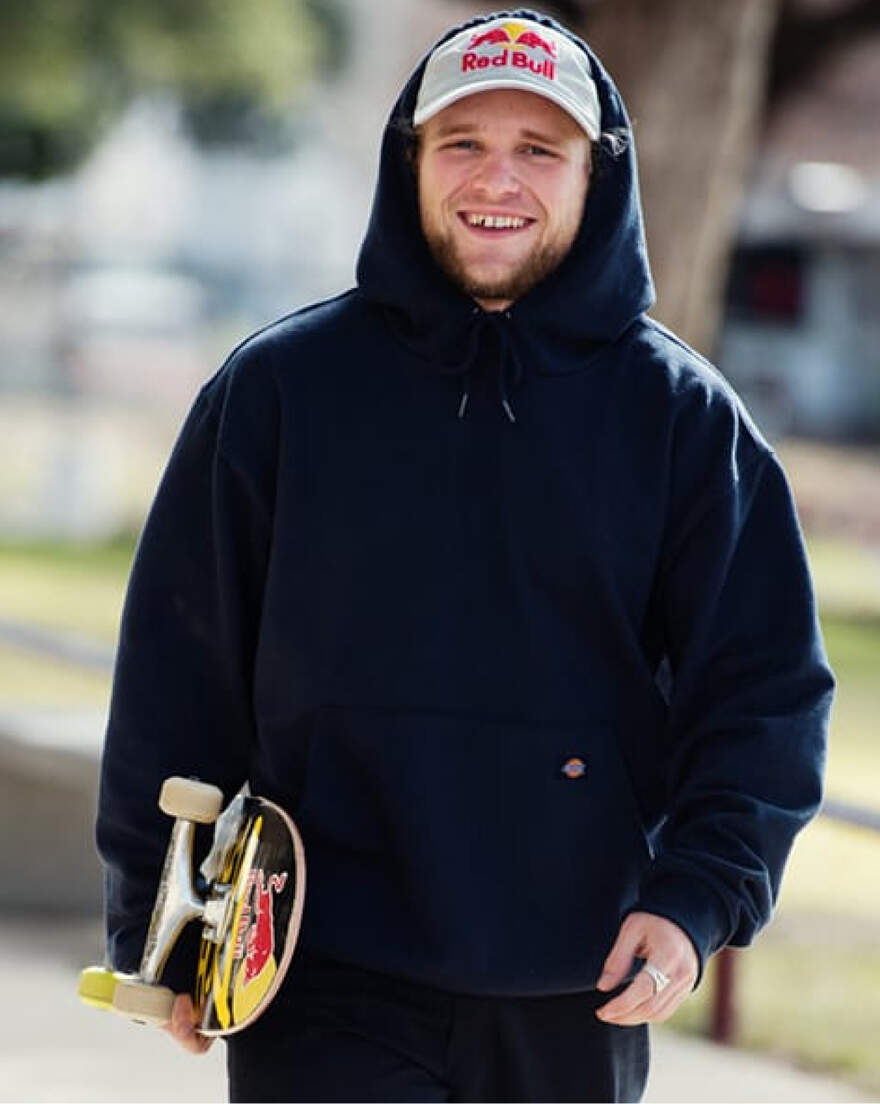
[{"x1": 1, "y1": 916, "x2": 875, "y2": 1104}]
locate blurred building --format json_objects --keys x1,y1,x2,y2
[{"x1": 719, "y1": 23, "x2": 880, "y2": 441}]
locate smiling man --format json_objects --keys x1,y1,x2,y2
[
  {"x1": 417, "y1": 89, "x2": 592, "y2": 310},
  {"x1": 96, "y1": 9, "x2": 833, "y2": 1103}
]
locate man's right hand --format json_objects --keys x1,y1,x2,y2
[{"x1": 162, "y1": 993, "x2": 215, "y2": 1054}]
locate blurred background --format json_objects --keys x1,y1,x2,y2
[{"x1": 0, "y1": 0, "x2": 878, "y2": 1100}]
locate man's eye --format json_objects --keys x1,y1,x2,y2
[
  {"x1": 443, "y1": 140, "x2": 476, "y2": 151},
  {"x1": 525, "y1": 145, "x2": 555, "y2": 157}
]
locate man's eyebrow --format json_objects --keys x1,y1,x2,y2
[
  {"x1": 519, "y1": 127, "x2": 567, "y2": 147},
  {"x1": 429, "y1": 122, "x2": 569, "y2": 145},
  {"x1": 431, "y1": 122, "x2": 481, "y2": 139}
]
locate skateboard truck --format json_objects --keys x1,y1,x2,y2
[
  {"x1": 79, "y1": 775, "x2": 305, "y2": 1035},
  {"x1": 80, "y1": 777, "x2": 225, "y2": 1025}
]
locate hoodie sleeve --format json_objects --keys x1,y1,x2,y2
[
  {"x1": 95, "y1": 353, "x2": 277, "y2": 985},
  {"x1": 634, "y1": 410, "x2": 834, "y2": 979}
]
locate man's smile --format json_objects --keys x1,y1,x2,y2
[{"x1": 458, "y1": 211, "x2": 537, "y2": 233}]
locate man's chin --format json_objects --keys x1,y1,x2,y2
[
  {"x1": 460, "y1": 272, "x2": 522, "y2": 304},
  {"x1": 426, "y1": 233, "x2": 566, "y2": 308},
  {"x1": 448, "y1": 256, "x2": 541, "y2": 305}
]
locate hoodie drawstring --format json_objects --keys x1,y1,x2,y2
[{"x1": 457, "y1": 309, "x2": 525, "y2": 424}]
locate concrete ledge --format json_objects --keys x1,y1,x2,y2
[{"x1": 0, "y1": 708, "x2": 105, "y2": 912}]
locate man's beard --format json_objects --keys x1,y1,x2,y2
[{"x1": 423, "y1": 227, "x2": 570, "y2": 305}]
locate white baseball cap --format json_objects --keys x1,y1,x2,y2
[{"x1": 413, "y1": 16, "x2": 601, "y2": 140}]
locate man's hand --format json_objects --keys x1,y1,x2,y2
[
  {"x1": 161, "y1": 993, "x2": 214, "y2": 1054},
  {"x1": 595, "y1": 911, "x2": 699, "y2": 1026}
]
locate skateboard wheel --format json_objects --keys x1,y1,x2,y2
[
  {"x1": 112, "y1": 978, "x2": 176, "y2": 1025},
  {"x1": 78, "y1": 965, "x2": 120, "y2": 1010},
  {"x1": 159, "y1": 777, "x2": 224, "y2": 823}
]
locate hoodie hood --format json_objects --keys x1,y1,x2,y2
[{"x1": 355, "y1": 8, "x2": 655, "y2": 393}]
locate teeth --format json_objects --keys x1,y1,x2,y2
[{"x1": 466, "y1": 214, "x2": 528, "y2": 229}]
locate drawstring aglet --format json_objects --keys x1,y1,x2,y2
[
  {"x1": 457, "y1": 390, "x2": 470, "y2": 419},
  {"x1": 501, "y1": 397, "x2": 516, "y2": 423}
]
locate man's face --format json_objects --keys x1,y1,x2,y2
[{"x1": 417, "y1": 89, "x2": 592, "y2": 312}]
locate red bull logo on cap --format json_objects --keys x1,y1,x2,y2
[{"x1": 464, "y1": 20, "x2": 558, "y2": 80}]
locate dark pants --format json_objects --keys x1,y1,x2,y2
[{"x1": 226, "y1": 953, "x2": 649, "y2": 1102}]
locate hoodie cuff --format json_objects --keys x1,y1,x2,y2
[{"x1": 632, "y1": 873, "x2": 733, "y2": 988}]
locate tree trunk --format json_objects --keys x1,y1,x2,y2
[{"x1": 582, "y1": 0, "x2": 781, "y2": 355}]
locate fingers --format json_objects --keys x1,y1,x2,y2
[
  {"x1": 595, "y1": 912, "x2": 699, "y2": 1027},
  {"x1": 596, "y1": 963, "x2": 689, "y2": 1026},
  {"x1": 162, "y1": 993, "x2": 214, "y2": 1055},
  {"x1": 596, "y1": 912, "x2": 643, "y2": 992}
]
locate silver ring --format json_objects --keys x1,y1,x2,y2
[{"x1": 644, "y1": 962, "x2": 671, "y2": 995}]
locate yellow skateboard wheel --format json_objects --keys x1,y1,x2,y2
[{"x1": 78, "y1": 966, "x2": 120, "y2": 1010}]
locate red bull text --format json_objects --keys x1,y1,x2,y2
[
  {"x1": 462, "y1": 50, "x2": 556, "y2": 80},
  {"x1": 464, "y1": 23, "x2": 558, "y2": 80}
]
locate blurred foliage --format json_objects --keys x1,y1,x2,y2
[{"x1": 0, "y1": 0, "x2": 347, "y2": 179}]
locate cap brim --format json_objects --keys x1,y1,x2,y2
[{"x1": 413, "y1": 81, "x2": 599, "y2": 141}]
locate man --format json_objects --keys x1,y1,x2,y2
[{"x1": 96, "y1": 9, "x2": 833, "y2": 1102}]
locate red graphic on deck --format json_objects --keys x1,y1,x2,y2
[{"x1": 234, "y1": 869, "x2": 288, "y2": 986}]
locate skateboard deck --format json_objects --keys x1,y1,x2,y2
[{"x1": 79, "y1": 778, "x2": 306, "y2": 1036}]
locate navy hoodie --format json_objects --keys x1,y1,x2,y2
[{"x1": 97, "y1": 9, "x2": 833, "y2": 997}]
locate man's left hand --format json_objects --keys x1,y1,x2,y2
[{"x1": 594, "y1": 911, "x2": 699, "y2": 1025}]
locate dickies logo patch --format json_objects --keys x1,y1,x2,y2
[{"x1": 560, "y1": 756, "x2": 587, "y2": 779}]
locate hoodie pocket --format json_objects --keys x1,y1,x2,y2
[{"x1": 297, "y1": 705, "x2": 651, "y2": 992}]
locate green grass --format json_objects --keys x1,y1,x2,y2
[
  {"x1": 820, "y1": 616, "x2": 880, "y2": 807},
  {"x1": 738, "y1": 937, "x2": 880, "y2": 1094},
  {"x1": 0, "y1": 535, "x2": 136, "y2": 571},
  {"x1": 783, "y1": 814, "x2": 880, "y2": 921},
  {"x1": 0, "y1": 536, "x2": 134, "y2": 643},
  {"x1": 808, "y1": 536, "x2": 880, "y2": 621},
  {"x1": 0, "y1": 537, "x2": 132, "y2": 705},
  {"x1": 0, "y1": 645, "x2": 112, "y2": 706}
]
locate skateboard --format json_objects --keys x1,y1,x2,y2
[{"x1": 78, "y1": 776, "x2": 306, "y2": 1036}]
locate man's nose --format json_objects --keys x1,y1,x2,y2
[{"x1": 472, "y1": 153, "x2": 520, "y2": 196}]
